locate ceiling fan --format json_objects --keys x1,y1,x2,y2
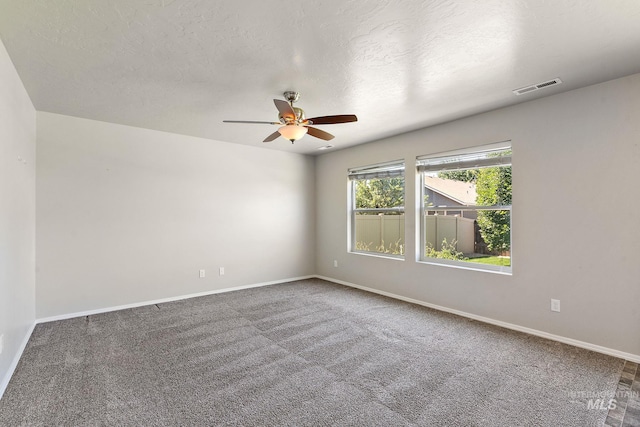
[{"x1": 223, "y1": 91, "x2": 357, "y2": 143}]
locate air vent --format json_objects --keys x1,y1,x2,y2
[{"x1": 513, "y1": 78, "x2": 563, "y2": 96}]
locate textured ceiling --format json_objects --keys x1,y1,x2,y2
[{"x1": 1, "y1": 1, "x2": 640, "y2": 154}]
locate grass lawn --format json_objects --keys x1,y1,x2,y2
[{"x1": 466, "y1": 256, "x2": 511, "y2": 267}]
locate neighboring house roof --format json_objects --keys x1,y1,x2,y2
[{"x1": 424, "y1": 176, "x2": 477, "y2": 205}]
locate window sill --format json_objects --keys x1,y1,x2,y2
[
  {"x1": 417, "y1": 259, "x2": 512, "y2": 275},
  {"x1": 349, "y1": 250, "x2": 405, "y2": 262}
]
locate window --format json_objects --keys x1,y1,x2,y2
[
  {"x1": 417, "y1": 142, "x2": 512, "y2": 273},
  {"x1": 348, "y1": 161, "x2": 405, "y2": 258}
]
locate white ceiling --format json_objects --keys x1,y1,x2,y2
[{"x1": 1, "y1": 1, "x2": 640, "y2": 155}]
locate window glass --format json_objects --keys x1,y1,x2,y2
[
  {"x1": 418, "y1": 144, "x2": 512, "y2": 272},
  {"x1": 349, "y1": 161, "x2": 405, "y2": 257}
]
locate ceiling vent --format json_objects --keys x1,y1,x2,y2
[{"x1": 513, "y1": 78, "x2": 563, "y2": 96}]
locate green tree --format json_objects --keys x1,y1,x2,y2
[
  {"x1": 438, "y1": 169, "x2": 478, "y2": 183},
  {"x1": 476, "y1": 165, "x2": 512, "y2": 253},
  {"x1": 354, "y1": 178, "x2": 404, "y2": 211}
]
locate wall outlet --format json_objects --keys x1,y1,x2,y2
[
  {"x1": 551, "y1": 299, "x2": 561, "y2": 312},
  {"x1": 333, "y1": 260, "x2": 338, "y2": 268},
  {"x1": 199, "y1": 269, "x2": 205, "y2": 278},
  {"x1": 0, "y1": 333, "x2": 4, "y2": 355},
  {"x1": 219, "y1": 267, "x2": 225, "y2": 276}
]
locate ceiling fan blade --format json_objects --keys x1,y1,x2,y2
[
  {"x1": 306, "y1": 114, "x2": 357, "y2": 125},
  {"x1": 274, "y1": 99, "x2": 296, "y2": 121},
  {"x1": 306, "y1": 126, "x2": 335, "y2": 141},
  {"x1": 263, "y1": 131, "x2": 281, "y2": 142},
  {"x1": 223, "y1": 120, "x2": 280, "y2": 125}
]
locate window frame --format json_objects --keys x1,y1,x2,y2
[
  {"x1": 348, "y1": 160, "x2": 406, "y2": 259},
  {"x1": 417, "y1": 142, "x2": 512, "y2": 274}
]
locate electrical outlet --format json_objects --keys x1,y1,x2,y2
[
  {"x1": 219, "y1": 267, "x2": 225, "y2": 276},
  {"x1": 333, "y1": 260, "x2": 338, "y2": 268},
  {"x1": 551, "y1": 299, "x2": 561, "y2": 312},
  {"x1": 0, "y1": 333, "x2": 4, "y2": 355},
  {"x1": 199, "y1": 269, "x2": 205, "y2": 278}
]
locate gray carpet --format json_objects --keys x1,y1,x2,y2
[{"x1": 0, "y1": 278, "x2": 623, "y2": 426}]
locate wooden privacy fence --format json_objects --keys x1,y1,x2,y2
[{"x1": 354, "y1": 214, "x2": 475, "y2": 254}]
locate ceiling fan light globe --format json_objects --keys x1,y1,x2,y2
[{"x1": 278, "y1": 125, "x2": 307, "y2": 142}]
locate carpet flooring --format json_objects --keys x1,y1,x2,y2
[{"x1": 0, "y1": 278, "x2": 624, "y2": 426}]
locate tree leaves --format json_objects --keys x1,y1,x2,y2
[
  {"x1": 476, "y1": 165, "x2": 512, "y2": 252},
  {"x1": 355, "y1": 178, "x2": 404, "y2": 210}
]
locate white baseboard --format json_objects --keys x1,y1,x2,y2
[
  {"x1": 0, "y1": 322, "x2": 36, "y2": 400},
  {"x1": 316, "y1": 275, "x2": 640, "y2": 363},
  {"x1": 36, "y1": 275, "x2": 315, "y2": 324}
]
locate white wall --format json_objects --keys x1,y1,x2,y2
[
  {"x1": 316, "y1": 73, "x2": 640, "y2": 358},
  {"x1": 0, "y1": 39, "x2": 36, "y2": 393},
  {"x1": 36, "y1": 113, "x2": 316, "y2": 318}
]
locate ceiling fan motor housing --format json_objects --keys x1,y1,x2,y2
[{"x1": 279, "y1": 107, "x2": 305, "y2": 124}]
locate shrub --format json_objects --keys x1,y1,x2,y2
[
  {"x1": 356, "y1": 239, "x2": 404, "y2": 255},
  {"x1": 425, "y1": 239, "x2": 467, "y2": 261}
]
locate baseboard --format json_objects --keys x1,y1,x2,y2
[
  {"x1": 37, "y1": 275, "x2": 315, "y2": 324},
  {"x1": 0, "y1": 322, "x2": 36, "y2": 400},
  {"x1": 316, "y1": 275, "x2": 640, "y2": 363}
]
